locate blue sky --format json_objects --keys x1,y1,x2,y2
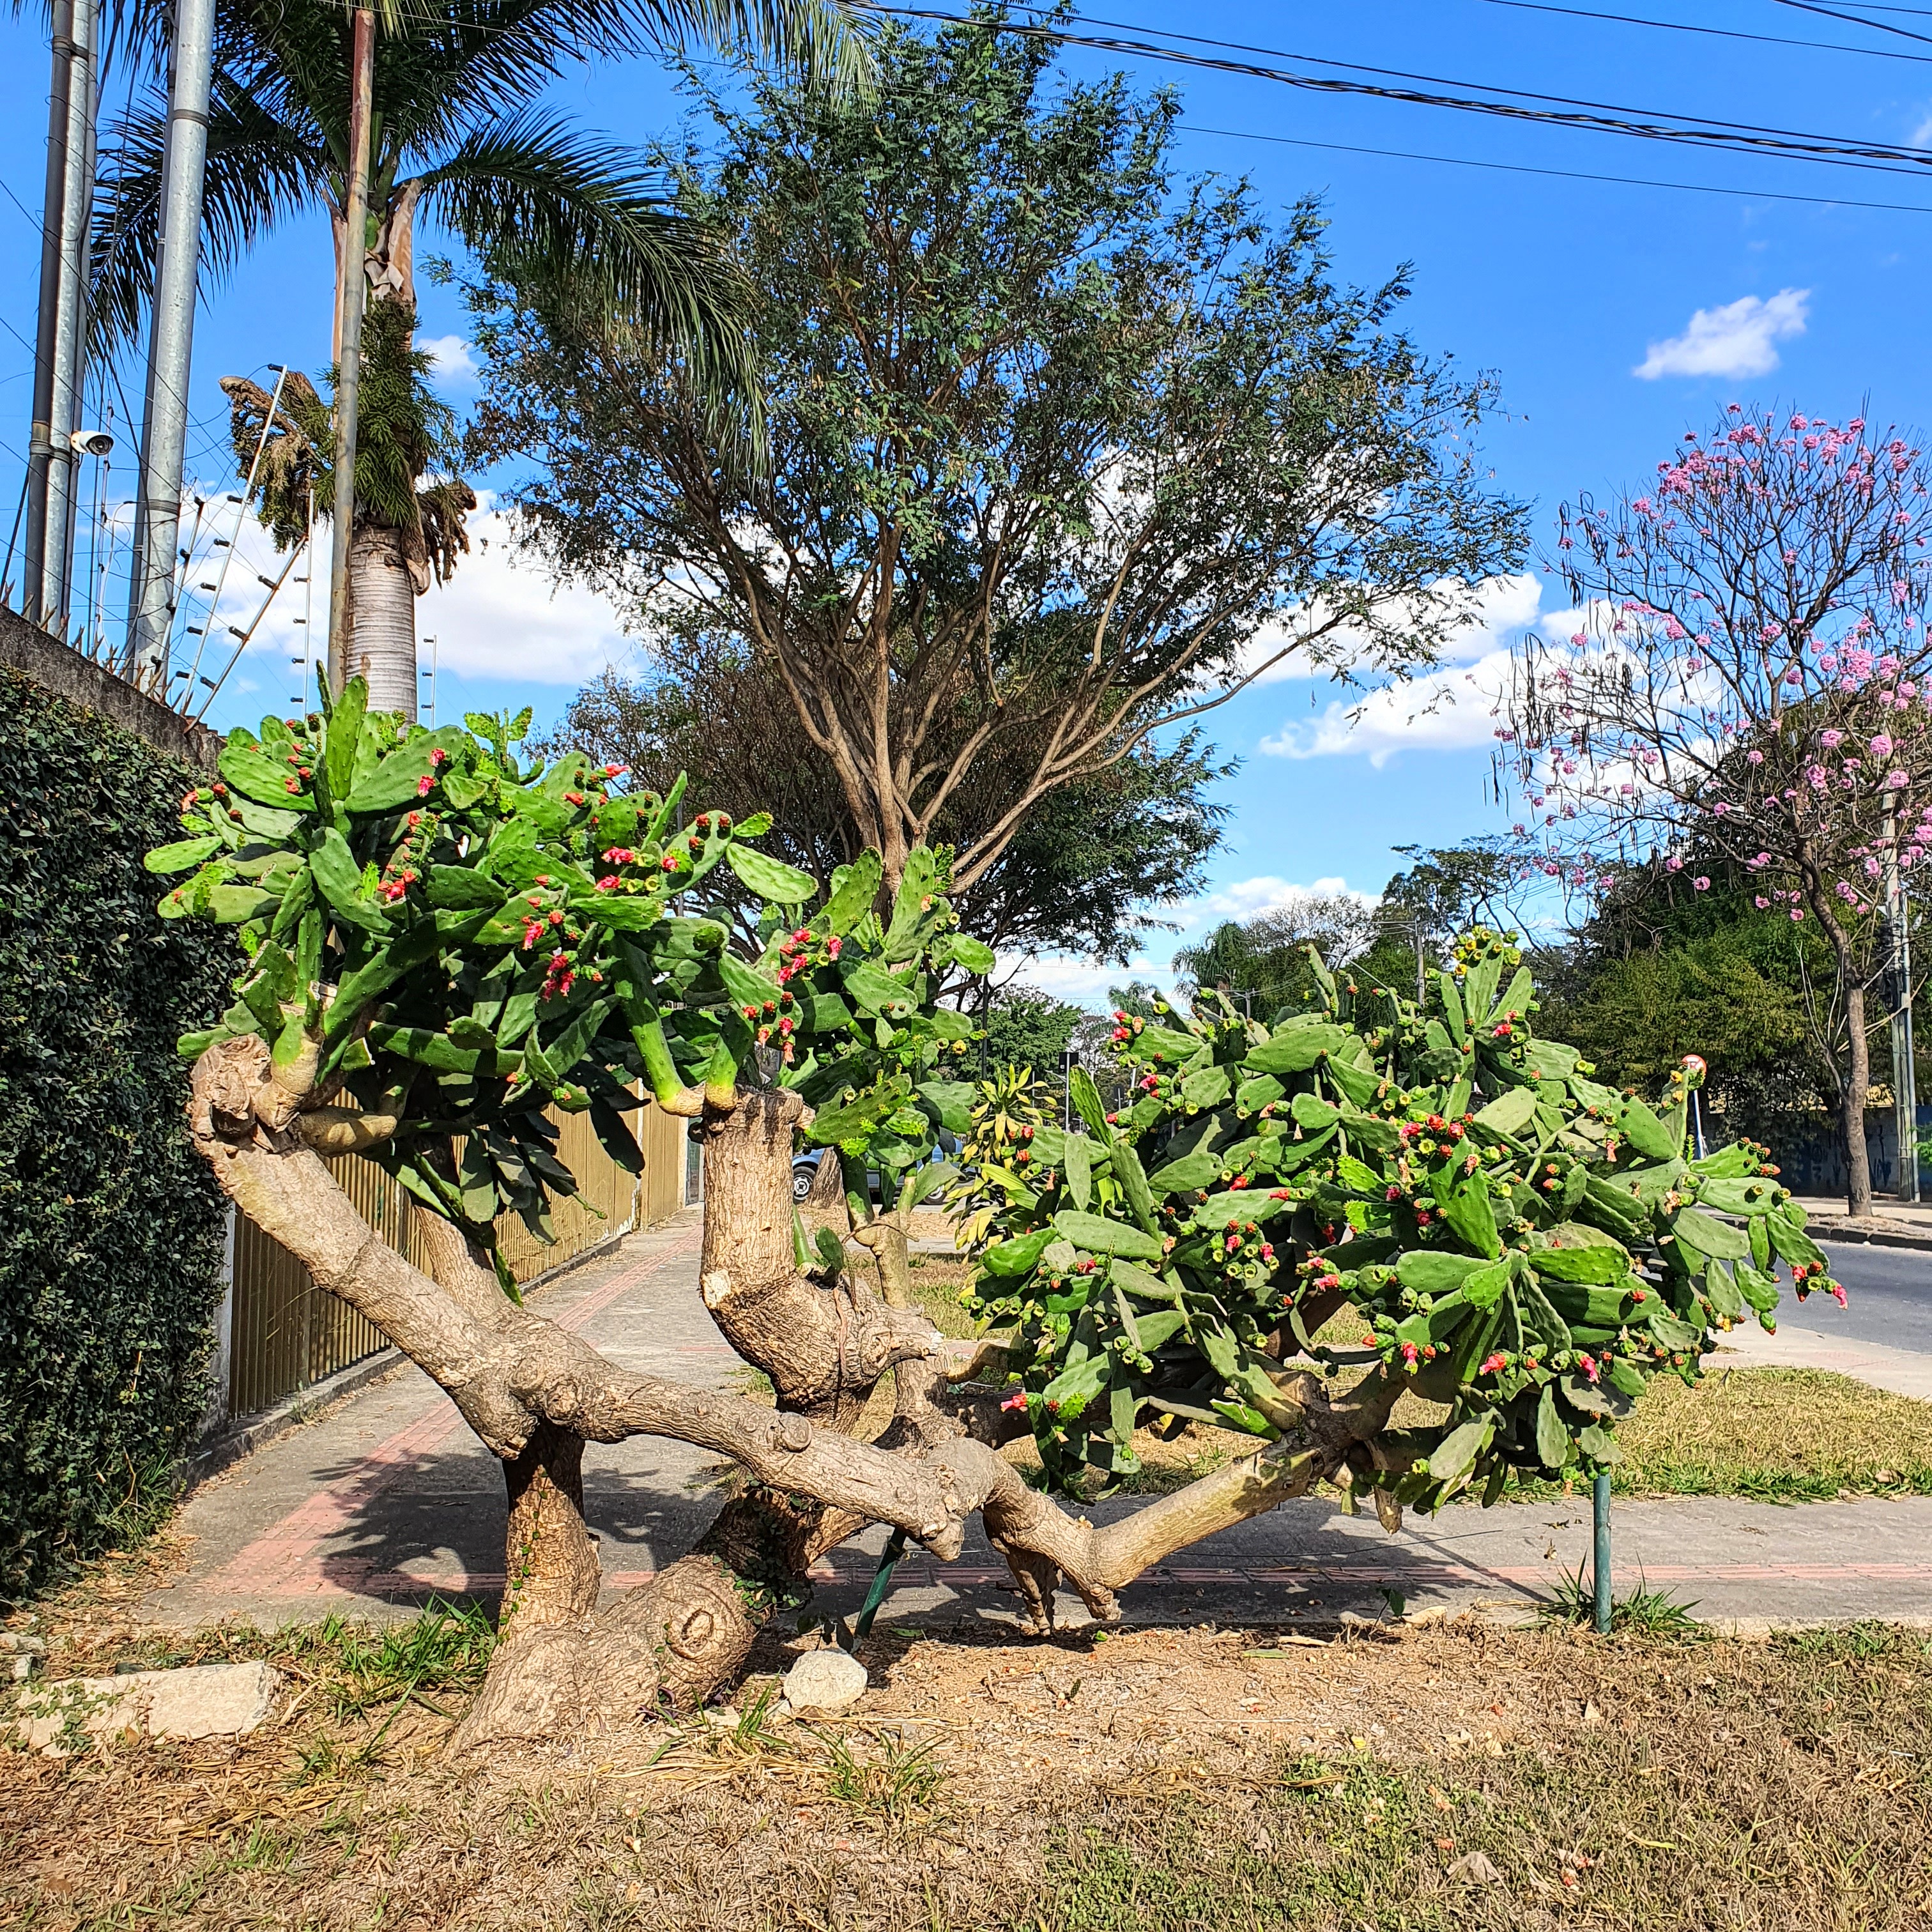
[{"x1": 5, "y1": 0, "x2": 1931, "y2": 1002}]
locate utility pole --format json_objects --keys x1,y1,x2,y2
[
  {"x1": 125, "y1": 0, "x2": 217, "y2": 685},
  {"x1": 326, "y1": 6, "x2": 376, "y2": 698},
  {"x1": 24, "y1": 0, "x2": 76, "y2": 624},
  {"x1": 1885, "y1": 793, "x2": 1920, "y2": 1204},
  {"x1": 42, "y1": 0, "x2": 98, "y2": 631}
]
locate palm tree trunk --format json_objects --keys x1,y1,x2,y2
[{"x1": 344, "y1": 522, "x2": 418, "y2": 719}]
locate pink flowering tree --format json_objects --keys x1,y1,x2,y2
[{"x1": 1502, "y1": 406, "x2": 1932, "y2": 1215}]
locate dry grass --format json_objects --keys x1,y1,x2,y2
[{"x1": 5, "y1": 1611, "x2": 1929, "y2": 1931}]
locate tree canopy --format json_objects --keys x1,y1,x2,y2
[
  {"x1": 1502, "y1": 406, "x2": 1932, "y2": 1211},
  {"x1": 467, "y1": 12, "x2": 1524, "y2": 900}
]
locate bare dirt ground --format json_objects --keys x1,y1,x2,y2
[{"x1": 6, "y1": 1528, "x2": 1930, "y2": 1932}]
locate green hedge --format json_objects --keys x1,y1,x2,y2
[{"x1": 0, "y1": 662, "x2": 233, "y2": 1595}]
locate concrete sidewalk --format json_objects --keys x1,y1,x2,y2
[{"x1": 142, "y1": 1213, "x2": 1932, "y2": 1639}]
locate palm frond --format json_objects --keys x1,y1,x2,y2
[
  {"x1": 349, "y1": 0, "x2": 872, "y2": 172},
  {"x1": 89, "y1": 74, "x2": 328, "y2": 351},
  {"x1": 220, "y1": 371, "x2": 328, "y2": 552},
  {"x1": 417, "y1": 111, "x2": 756, "y2": 395}
]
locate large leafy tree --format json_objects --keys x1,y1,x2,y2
[
  {"x1": 548, "y1": 654, "x2": 1231, "y2": 960},
  {"x1": 466, "y1": 12, "x2": 1525, "y2": 898},
  {"x1": 89, "y1": 0, "x2": 871, "y2": 711}
]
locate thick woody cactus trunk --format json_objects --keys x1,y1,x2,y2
[{"x1": 456, "y1": 1089, "x2": 934, "y2": 1747}]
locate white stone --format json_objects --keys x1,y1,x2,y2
[
  {"x1": 783, "y1": 1648, "x2": 868, "y2": 1713},
  {"x1": 16, "y1": 1660, "x2": 280, "y2": 1753}
]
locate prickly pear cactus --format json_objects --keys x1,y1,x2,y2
[
  {"x1": 148, "y1": 680, "x2": 986, "y2": 1283},
  {"x1": 956, "y1": 933, "x2": 1837, "y2": 1506}
]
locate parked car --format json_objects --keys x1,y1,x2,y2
[{"x1": 792, "y1": 1142, "x2": 964, "y2": 1204}]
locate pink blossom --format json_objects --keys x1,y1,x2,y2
[
  {"x1": 1791, "y1": 908, "x2": 1805, "y2": 921},
  {"x1": 1747, "y1": 749, "x2": 1764, "y2": 765},
  {"x1": 1822, "y1": 730, "x2": 1844, "y2": 749},
  {"x1": 1693, "y1": 876, "x2": 1710, "y2": 891},
  {"x1": 1666, "y1": 855, "x2": 1683, "y2": 872},
  {"x1": 1871, "y1": 733, "x2": 1896, "y2": 759},
  {"x1": 1888, "y1": 769, "x2": 1910, "y2": 788},
  {"x1": 1754, "y1": 894, "x2": 1770, "y2": 908}
]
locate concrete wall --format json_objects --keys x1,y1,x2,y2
[
  {"x1": 0, "y1": 604, "x2": 220, "y2": 770},
  {"x1": 1770, "y1": 1105, "x2": 1932, "y2": 1199}
]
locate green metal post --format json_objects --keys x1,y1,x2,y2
[{"x1": 1591, "y1": 1471, "x2": 1613, "y2": 1634}]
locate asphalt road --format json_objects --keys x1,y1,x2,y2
[{"x1": 1790, "y1": 1241, "x2": 1932, "y2": 1354}]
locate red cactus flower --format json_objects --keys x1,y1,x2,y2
[{"x1": 416, "y1": 775, "x2": 434, "y2": 796}]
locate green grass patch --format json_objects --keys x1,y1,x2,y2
[{"x1": 1522, "y1": 1366, "x2": 1932, "y2": 1503}]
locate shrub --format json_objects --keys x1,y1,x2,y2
[{"x1": 0, "y1": 663, "x2": 231, "y2": 1593}]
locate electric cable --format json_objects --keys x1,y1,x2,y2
[
  {"x1": 1473, "y1": 0, "x2": 1932, "y2": 63},
  {"x1": 1179, "y1": 119, "x2": 1932, "y2": 214},
  {"x1": 877, "y1": 6, "x2": 1932, "y2": 179}
]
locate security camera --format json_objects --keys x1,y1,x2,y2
[{"x1": 70, "y1": 427, "x2": 113, "y2": 457}]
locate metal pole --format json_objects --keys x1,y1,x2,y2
[
  {"x1": 42, "y1": 0, "x2": 96, "y2": 631},
  {"x1": 1885, "y1": 792, "x2": 1920, "y2": 1204},
  {"x1": 125, "y1": 0, "x2": 217, "y2": 686},
  {"x1": 24, "y1": 0, "x2": 77, "y2": 625},
  {"x1": 1591, "y1": 1471, "x2": 1612, "y2": 1634},
  {"x1": 326, "y1": 6, "x2": 376, "y2": 699}
]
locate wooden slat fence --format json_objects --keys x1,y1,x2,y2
[{"x1": 226, "y1": 1099, "x2": 689, "y2": 1421}]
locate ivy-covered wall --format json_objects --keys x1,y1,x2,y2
[{"x1": 0, "y1": 657, "x2": 233, "y2": 1595}]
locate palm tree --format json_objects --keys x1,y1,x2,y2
[
  {"x1": 222, "y1": 298, "x2": 477, "y2": 711},
  {"x1": 91, "y1": 0, "x2": 869, "y2": 712}
]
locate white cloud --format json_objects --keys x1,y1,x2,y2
[
  {"x1": 1913, "y1": 107, "x2": 1932, "y2": 148},
  {"x1": 1188, "y1": 874, "x2": 1375, "y2": 920},
  {"x1": 165, "y1": 491, "x2": 636, "y2": 731},
  {"x1": 414, "y1": 505, "x2": 634, "y2": 682},
  {"x1": 418, "y1": 334, "x2": 479, "y2": 390},
  {"x1": 1259, "y1": 649, "x2": 1514, "y2": 767},
  {"x1": 1232, "y1": 572, "x2": 1544, "y2": 687},
  {"x1": 1004, "y1": 954, "x2": 1175, "y2": 1008},
  {"x1": 1633, "y1": 289, "x2": 1809, "y2": 381}
]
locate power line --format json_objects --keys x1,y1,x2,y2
[
  {"x1": 877, "y1": 6, "x2": 1932, "y2": 180},
  {"x1": 1475, "y1": 0, "x2": 1932, "y2": 64},
  {"x1": 1179, "y1": 119, "x2": 1932, "y2": 215},
  {"x1": 1775, "y1": 0, "x2": 1932, "y2": 47}
]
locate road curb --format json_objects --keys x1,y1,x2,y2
[{"x1": 1807, "y1": 1220, "x2": 1932, "y2": 1254}]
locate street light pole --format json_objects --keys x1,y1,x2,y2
[
  {"x1": 24, "y1": 0, "x2": 76, "y2": 624},
  {"x1": 125, "y1": 0, "x2": 217, "y2": 684},
  {"x1": 40, "y1": 0, "x2": 96, "y2": 631},
  {"x1": 325, "y1": 6, "x2": 376, "y2": 700},
  {"x1": 1885, "y1": 792, "x2": 1920, "y2": 1204}
]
